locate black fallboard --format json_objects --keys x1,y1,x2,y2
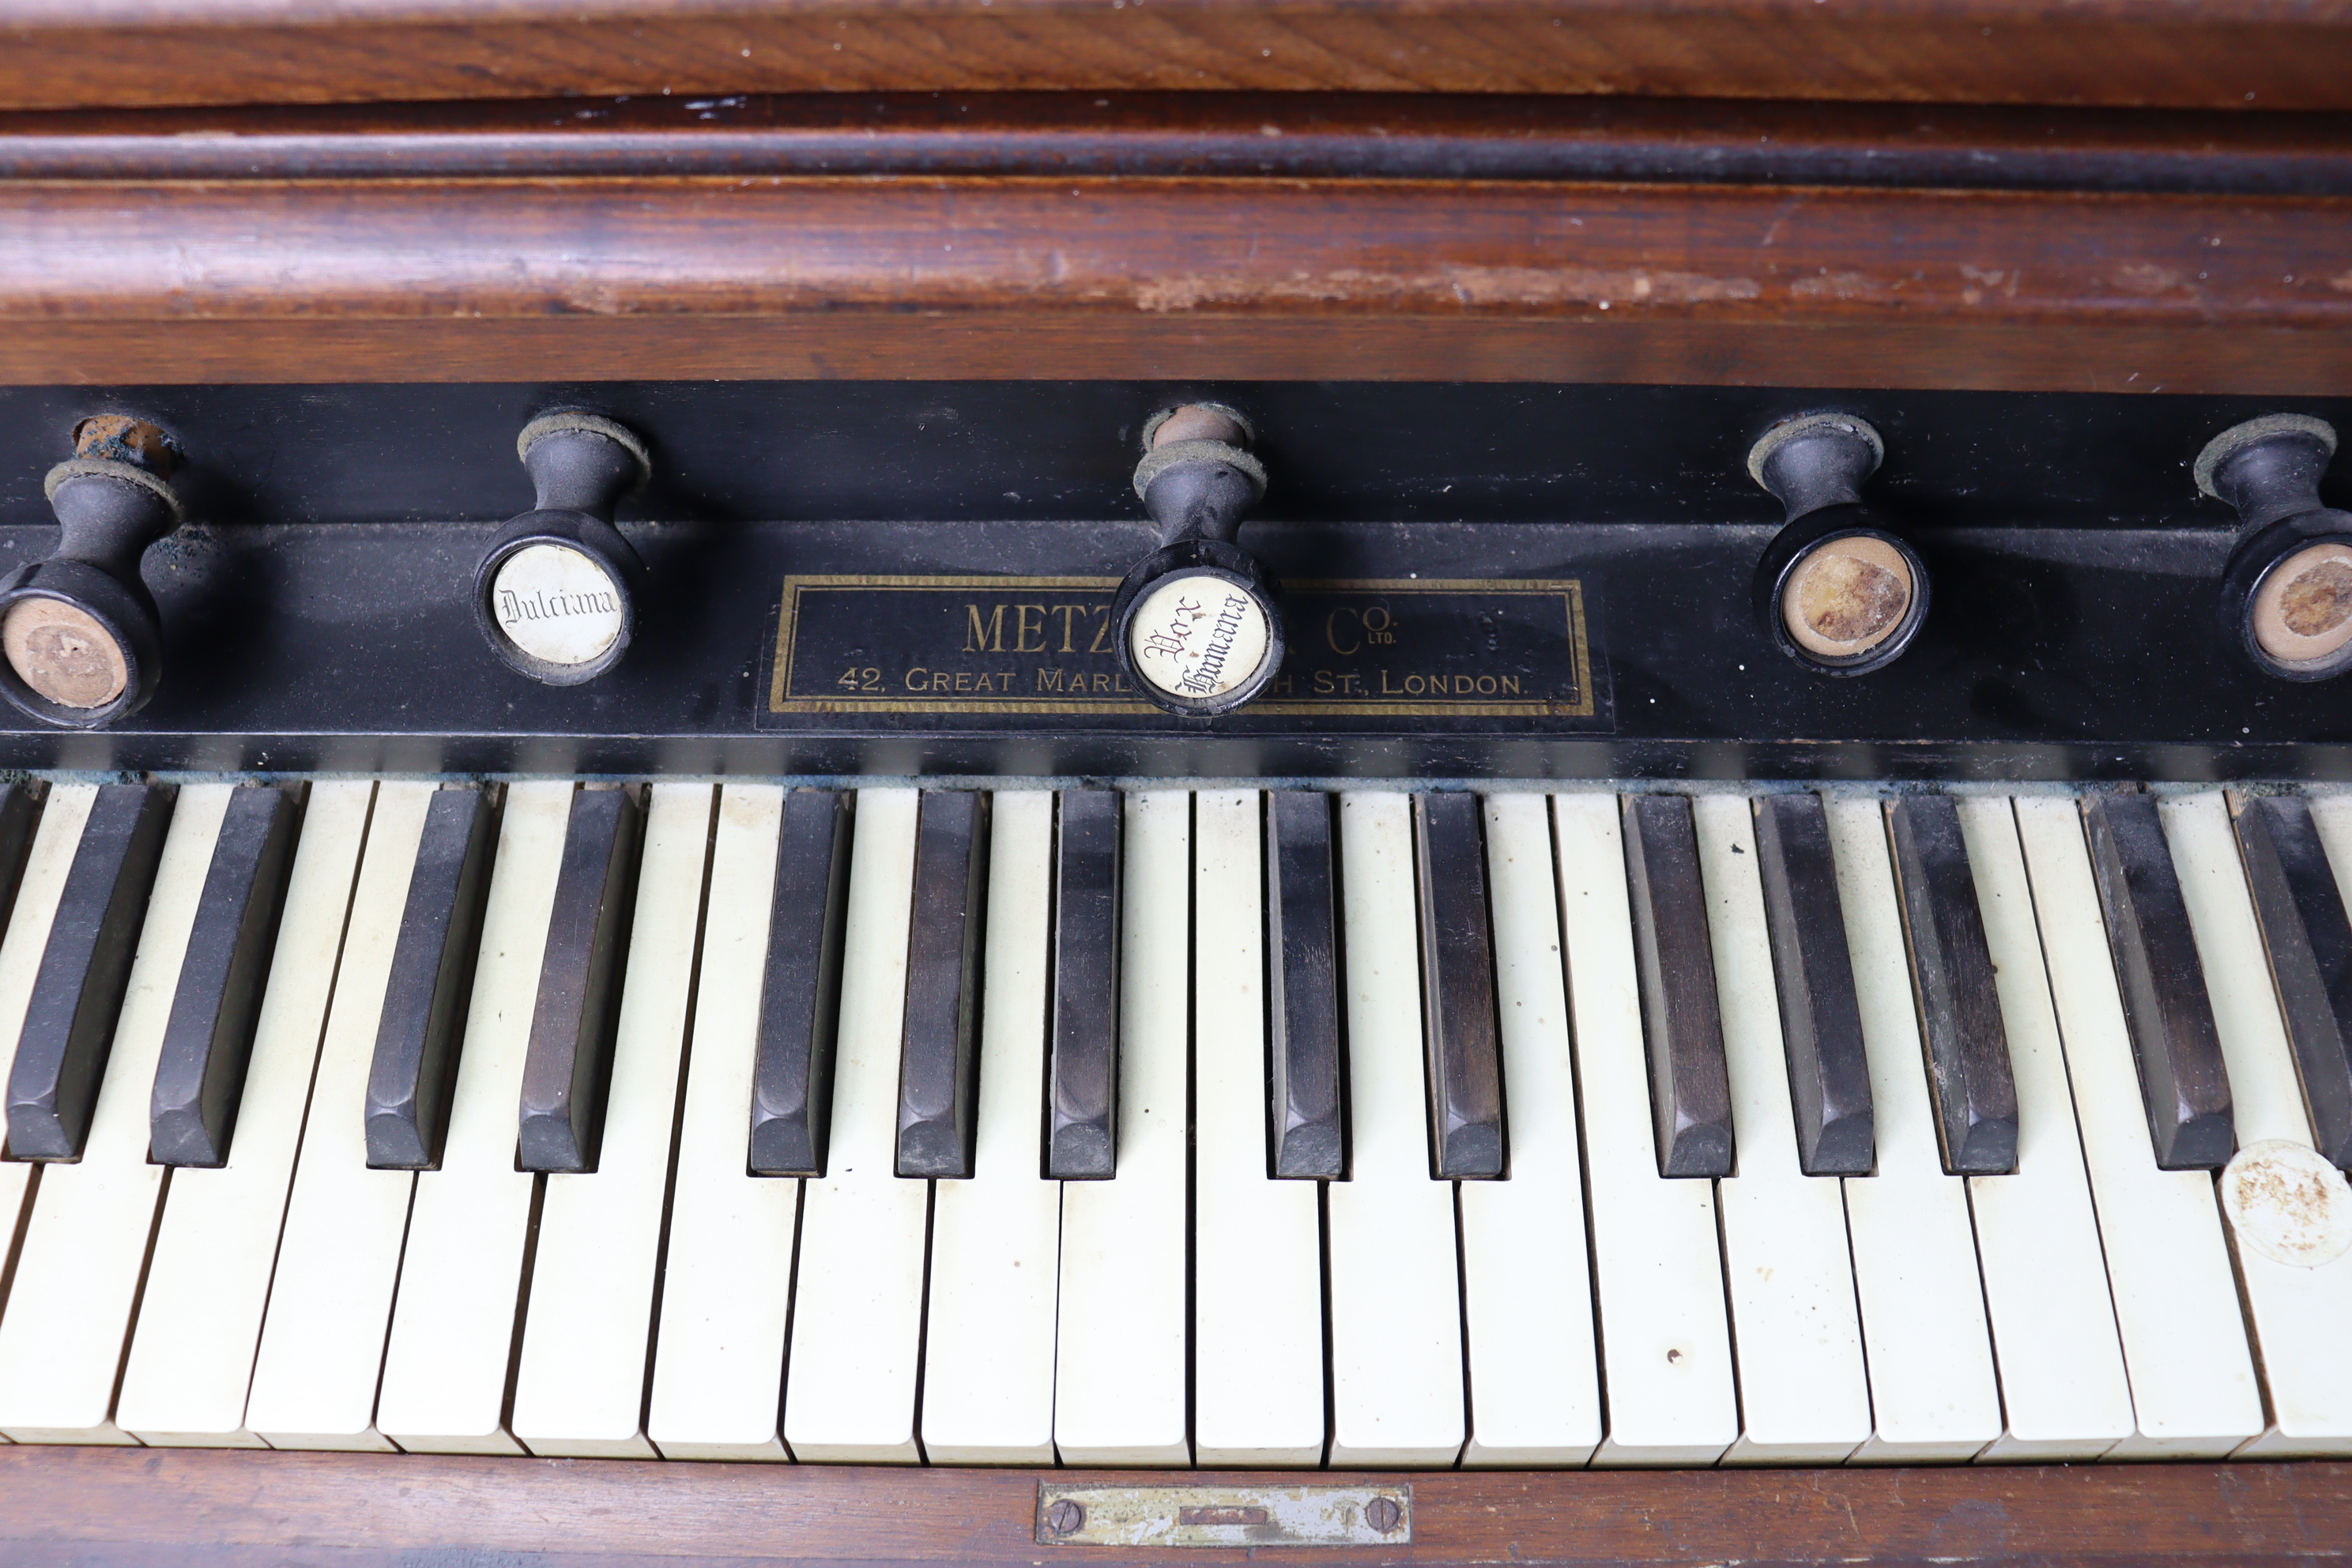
[{"x1": 0, "y1": 380, "x2": 2345, "y2": 780}]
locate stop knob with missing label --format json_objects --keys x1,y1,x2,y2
[
  {"x1": 473, "y1": 412, "x2": 652, "y2": 686},
  {"x1": 2200, "y1": 415, "x2": 2352, "y2": 682},
  {"x1": 0, "y1": 415, "x2": 187, "y2": 729},
  {"x1": 1747, "y1": 413, "x2": 1929, "y2": 676},
  {"x1": 1110, "y1": 403, "x2": 1286, "y2": 717}
]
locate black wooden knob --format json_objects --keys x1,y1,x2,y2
[
  {"x1": 473, "y1": 412, "x2": 652, "y2": 686},
  {"x1": 1747, "y1": 413, "x2": 1928, "y2": 676},
  {"x1": 2199, "y1": 414, "x2": 2352, "y2": 682},
  {"x1": 0, "y1": 416, "x2": 185, "y2": 729},
  {"x1": 1110, "y1": 403, "x2": 1285, "y2": 717}
]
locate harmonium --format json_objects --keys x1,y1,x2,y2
[{"x1": 0, "y1": 2, "x2": 2348, "y2": 1563}]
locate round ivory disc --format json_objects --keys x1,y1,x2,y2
[
  {"x1": 2221, "y1": 1139, "x2": 2352, "y2": 1268},
  {"x1": 489, "y1": 544, "x2": 625, "y2": 668},
  {"x1": 2252, "y1": 541, "x2": 2352, "y2": 667},
  {"x1": 2, "y1": 596, "x2": 127, "y2": 710},
  {"x1": 1127, "y1": 573, "x2": 1272, "y2": 703},
  {"x1": 1783, "y1": 534, "x2": 1914, "y2": 659}
]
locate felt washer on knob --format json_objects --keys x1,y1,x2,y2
[{"x1": 2199, "y1": 413, "x2": 2352, "y2": 682}]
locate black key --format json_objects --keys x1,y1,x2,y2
[
  {"x1": 0, "y1": 782, "x2": 47, "y2": 948},
  {"x1": 2232, "y1": 793, "x2": 2352, "y2": 1167},
  {"x1": 1621, "y1": 793, "x2": 1733, "y2": 1178},
  {"x1": 365, "y1": 786, "x2": 499, "y2": 1170},
  {"x1": 7, "y1": 782, "x2": 174, "y2": 1161},
  {"x1": 1886, "y1": 794, "x2": 2018, "y2": 1175},
  {"x1": 518, "y1": 785, "x2": 645, "y2": 1174},
  {"x1": 1046, "y1": 790, "x2": 1120, "y2": 1180},
  {"x1": 2083, "y1": 793, "x2": 2236, "y2": 1171},
  {"x1": 1754, "y1": 792, "x2": 1875, "y2": 1176},
  {"x1": 897, "y1": 790, "x2": 989, "y2": 1179},
  {"x1": 1415, "y1": 792, "x2": 1506, "y2": 1180},
  {"x1": 1266, "y1": 790, "x2": 1344, "y2": 1180},
  {"x1": 149, "y1": 785, "x2": 303, "y2": 1168},
  {"x1": 749, "y1": 789, "x2": 854, "y2": 1177}
]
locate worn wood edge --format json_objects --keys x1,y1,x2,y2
[
  {"x1": 5, "y1": 6, "x2": 2352, "y2": 112},
  {"x1": 2, "y1": 315, "x2": 2343, "y2": 394},
  {"x1": 0, "y1": 1446, "x2": 2344, "y2": 1565},
  {"x1": 5, "y1": 94, "x2": 2352, "y2": 194}
]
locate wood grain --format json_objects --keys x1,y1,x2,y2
[
  {"x1": 5, "y1": 1, "x2": 2352, "y2": 112},
  {"x1": 0, "y1": 1444, "x2": 2343, "y2": 1565},
  {"x1": 0, "y1": 175, "x2": 2343, "y2": 391}
]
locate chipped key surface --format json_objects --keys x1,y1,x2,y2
[{"x1": 2222, "y1": 1139, "x2": 2352, "y2": 1268}]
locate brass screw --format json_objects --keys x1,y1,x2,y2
[
  {"x1": 1045, "y1": 1499, "x2": 1086, "y2": 1536},
  {"x1": 1366, "y1": 1497, "x2": 1403, "y2": 1534}
]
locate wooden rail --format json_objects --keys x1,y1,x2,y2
[{"x1": 0, "y1": 1446, "x2": 2344, "y2": 1565}]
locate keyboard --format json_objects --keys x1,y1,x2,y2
[{"x1": 0, "y1": 773, "x2": 2343, "y2": 1465}]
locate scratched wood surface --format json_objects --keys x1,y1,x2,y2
[
  {"x1": 5, "y1": 0, "x2": 2352, "y2": 112},
  {"x1": 0, "y1": 173, "x2": 2344, "y2": 390},
  {"x1": 0, "y1": 1445, "x2": 2343, "y2": 1565}
]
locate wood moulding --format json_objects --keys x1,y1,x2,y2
[
  {"x1": 3, "y1": 93, "x2": 2350, "y2": 195},
  {"x1": 0, "y1": 173, "x2": 2344, "y2": 392},
  {"x1": 0, "y1": 1445, "x2": 2345, "y2": 1566},
  {"x1": 5, "y1": 0, "x2": 2352, "y2": 113}
]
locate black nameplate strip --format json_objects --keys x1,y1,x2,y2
[{"x1": 763, "y1": 576, "x2": 1600, "y2": 728}]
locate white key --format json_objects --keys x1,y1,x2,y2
[
  {"x1": 0, "y1": 784, "x2": 230, "y2": 1442},
  {"x1": 2165, "y1": 790, "x2": 2352, "y2": 1456},
  {"x1": 1694, "y1": 794, "x2": 1870, "y2": 1465},
  {"x1": 0, "y1": 785, "x2": 99, "y2": 1308},
  {"x1": 2011, "y1": 797, "x2": 2263, "y2": 1459},
  {"x1": 1193, "y1": 790, "x2": 1324, "y2": 1467},
  {"x1": 782, "y1": 787, "x2": 927, "y2": 1463},
  {"x1": 1825, "y1": 797, "x2": 2002, "y2": 1462},
  {"x1": 513, "y1": 783, "x2": 713, "y2": 1458},
  {"x1": 646, "y1": 784, "x2": 794, "y2": 1461},
  {"x1": 1327, "y1": 792, "x2": 1464, "y2": 1466},
  {"x1": 1459, "y1": 793, "x2": 1600, "y2": 1467},
  {"x1": 376, "y1": 781, "x2": 571, "y2": 1453},
  {"x1": 246, "y1": 780, "x2": 437, "y2": 1450},
  {"x1": 921, "y1": 790, "x2": 1060, "y2": 1464},
  {"x1": 1055, "y1": 790, "x2": 1189, "y2": 1465},
  {"x1": 1551, "y1": 793, "x2": 1736, "y2": 1467},
  {"x1": 118, "y1": 781, "x2": 375, "y2": 1446},
  {"x1": 1954, "y1": 796, "x2": 2134, "y2": 1461}
]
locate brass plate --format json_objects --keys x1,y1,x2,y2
[{"x1": 1035, "y1": 1483, "x2": 1413, "y2": 1548}]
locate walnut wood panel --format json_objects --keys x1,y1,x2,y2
[
  {"x1": 3, "y1": 0, "x2": 2352, "y2": 113},
  {"x1": 0, "y1": 1445, "x2": 2343, "y2": 1566},
  {"x1": 6, "y1": 93, "x2": 2351, "y2": 195},
  {"x1": 0, "y1": 176, "x2": 2343, "y2": 391}
]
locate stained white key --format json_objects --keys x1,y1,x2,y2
[
  {"x1": 1054, "y1": 790, "x2": 1189, "y2": 1465},
  {"x1": 2165, "y1": 790, "x2": 2352, "y2": 1457},
  {"x1": 1326, "y1": 792, "x2": 1464, "y2": 1466},
  {"x1": 373, "y1": 781, "x2": 570, "y2": 1453},
  {"x1": 1825, "y1": 797, "x2": 2002, "y2": 1462},
  {"x1": 512, "y1": 782, "x2": 712, "y2": 1458},
  {"x1": 1459, "y1": 793, "x2": 1600, "y2": 1467},
  {"x1": 246, "y1": 781, "x2": 436, "y2": 1450},
  {"x1": 2012, "y1": 797, "x2": 2263, "y2": 1458},
  {"x1": 921, "y1": 790, "x2": 1060, "y2": 1464},
  {"x1": 1954, "y1": 796, "x2": 2134, "y2": 1461},
  {"x1": 0, "y1": 784, "x2": 98, "y2": 1309},
  {"x1": 0, "y1": 784, "x2": 228, "y2": 1442},
  {"x1": 117, "y1": 782, "x2": 374, "y2": 1446},
  {"x1": 782, "y1": 788, "x2": 927, "y2": 1463},
  {"x1": 1193, "y1": 790, "x2": 1324, "y2": 1467},
  {"x1": 1551, "y1": 793, "x2": 1736, "y2": 1467},
  {"x1": 646, "y1": 785, "x2": 794, "y2": 1461},
  {"x1": 1694, "y1": 794, "x2": 1870, "y2": 1465}
]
